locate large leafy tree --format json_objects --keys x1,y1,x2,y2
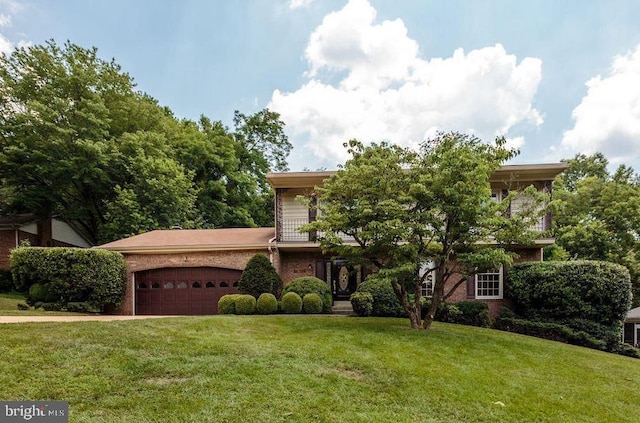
[
  {"x1": 553, "y1": 154, "x2": 640, "y2": 306},
  {"x1": 304, "y1": 133, "x2": 545, "y2": 329},
  {"x1": 0, "y1": 40, "x2": 290, "y2": 243}
]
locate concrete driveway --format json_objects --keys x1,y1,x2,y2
[{"x1": 0, "y1": 315, "x2": 177, "y2": 323}]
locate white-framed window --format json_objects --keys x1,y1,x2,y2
[
  {"x1": 420, "y1": 262, "x2": 435, "y2": 298},
  {"x1": 475, "y1": 267, "x2": 503, "y2": 299}
]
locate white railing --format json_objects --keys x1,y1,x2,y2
[{"x1": 280, "y1": 218, "x2": 354, "y2": 242}]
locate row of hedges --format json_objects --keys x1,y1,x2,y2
[
  {"x1": 10, "y1": 247, "x2": 127, "y2": 312},
  {"x1": 218, "y1": 292, "x2": 324, "y2": 315}
]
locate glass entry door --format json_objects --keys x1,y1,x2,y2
[{"x1": 330, "y1": 260, "x2": 360, "y2": 301}]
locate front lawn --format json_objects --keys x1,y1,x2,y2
[{"x1": 0, "y1": 316, "x2": 638, "y2": 422}]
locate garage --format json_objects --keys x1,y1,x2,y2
[{"x1": 135, "y1": 267, "x2": 242, "y2": 315}]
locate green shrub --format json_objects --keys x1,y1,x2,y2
[
  {"x1": 447, "y1": 301, "x2": 492, "y2": 327},
  {"x1": 356, "y1": 275, "x2": 405, "y2": 317},
  {"x1": 10, "y1": 247, "x2": 127, "y2": 312},
  {"x1": 506, "y1": 260, "x2": 631, "y2": 326},
  {"x1": 302, "y1": 293, "x2": 323, "y2": 314},
  {"x1": 235, "y1": 294, "x2": 257, "y2": 315},
  {"x1": 16, "y1": 303, "x2": 29, "y2": 310},
  {"x1": 27, "y1": 282, "x2": 56, "y2": 305},
  {"x1": 66, "y1": 302, "x2": 99, "y2": 313},
  {"x1": 256, "y1": 293, "x2": 278, "y2": 314},
  {"x1": 283, "y1": 277, "x2": 332, "y2": 313},
  {"x1": 218, "y1": 294, "x2": 241, "y2": 314},
  {"x1": 281, "y1": 292, "x2": 302, "y2": 314},
  {"x1": 0, "y1": 269, "x2": 14, "y2": 292},
  {"x1": 494, "y1": 316, "x2": 608, "y2": 351},
  {"x1": 350, "y1": 292, "x2": 373, "y2": 316},
  {"x1": 237, "y1": 254, "x2": 283, "y2": 298}
]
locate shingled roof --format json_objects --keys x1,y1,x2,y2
[{"x1": 96, "y1": 228, "x2": 275, "y2": 253}]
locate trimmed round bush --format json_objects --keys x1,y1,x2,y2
[
  {"x1": 303, "y1": 293, "x2": 323, "y2": 314},
  {"x1": 257, "y1": 293, "x2": 278, "y2": 314},
  {"x1": 281, "y1": 292, "x2": 302, "y2": 314},
  {"x1": 356, "y1": 275, "x2": 405, "y2": 317},
  {"x1": 235, "y1": 294, "x2": 257, "y2": 315},
  {"x1": 237, "y1": 254, "x2": 283, "y2": 298},
  {"x1": 218, "y1": 294, "x2": 241, "y2": 314},
  {"x1": 283, "y1": 276, "x2": 332, "y2": 313},
  {"x1": 350, "y1": 292, "x2": 373, "y2": 316}
]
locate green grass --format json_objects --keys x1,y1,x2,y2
[
  {"x1": 0, "y1": 316, "x2": 638, "y2": 422},
  {"x1": 0, "y1": 292, "x2": 86, "y2": 316}
]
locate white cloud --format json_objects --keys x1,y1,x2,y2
[
  {"x1": 270, "y1": 0, "x2": 543, "y2": 168},
  {"x1": 557, "y1": 44, "x2": 640, "y2": 165},
  {"x1": 0, "y1": 0, "x2": 29, "y2": 54},
  {"x1": 289, "y1": 0, "x2": 314, "y2": 10},
  {"x1": 0, "y1": 32, "x2": 12, "y2": 54}
]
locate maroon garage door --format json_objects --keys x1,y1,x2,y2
[{"x1": 135, "y1": 267, "x2": 242, "y2": 315}]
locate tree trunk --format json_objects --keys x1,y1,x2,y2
[{"x1": 422, "y1": 266, "x2": 445, "y2": 330}]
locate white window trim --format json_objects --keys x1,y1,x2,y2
[
  {"x1": 420, "y1": 262, "x2": 435, "y2": 298},
  {"x1": 475, "y1": 267, "x2": 503, "y2": 300}
]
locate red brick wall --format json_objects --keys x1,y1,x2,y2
[
  {"x1": 279, "y1": 251, "x2": 325, "y2": 285},
  {"x1": 117, "y1": 249, "x2": 271, "y2": 315},
  {"x1": 0, "y1": 230, "x2": 39, "y2": 270}
]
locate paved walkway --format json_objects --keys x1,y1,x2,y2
[{"x1": 0, "y1": 315, "x2": 178, "y2": 323}]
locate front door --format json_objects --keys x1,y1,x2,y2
[{"x1": 331, "y1": 260, "x2": 359, "y2": 301}]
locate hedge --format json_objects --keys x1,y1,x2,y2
[
  {"x1": 10, "y1": 247, "x2": 127, "y2": 312},
  {"x1": 283, "y1": 277, "x2": 332, "y2": 313},
  {"x1": 218, "y1": 294, "x2": 242, "y2": 314},
  {"x1": 237, "y1": 254, "x2": 283, "y2": 298},
  {"x1": 505, "y1": 260, "x2": 632, "y2": 326},
  {"x1": 235, "y1": 294, "x2": 257, "y2": 315},
  {"x1": 355, "y1": 275, "x2": 405, "y2": 317},
  {"x1": 350, "y1": 292, "x2": 373, "y2": 317}
]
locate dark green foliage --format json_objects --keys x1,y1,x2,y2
[
  {"x1": 446, "y1": 301, "x2": 492, "y2": 327},
  {"x1": 350, "y1": 292, "x2": 373, "y2": 317},
  {"x1": 494, "y1": 317, "x2": 608, "y2": 351},
  {"x1": 256, "y1": 293, "x2": 278, "y2": 314},
  {"x1": 0, "y1": 269, "x2": 13, "y2": 292},
  {"x1": 283, "y1": 276, "x2": 332, "y2": 313},
  {"x1": 234, "y1": 295, "x2": 257, "y2": 315},
  {"x1": 281, "y1": 292, "x2": 302, "y2": 314},
  {"x1": 506, "y1": 261, "x2": 632, "y2": 325},
  {"x1": 16, "y1": 303, "x2": 29, "y2": 310},
  {"x1": 218, "y1": 294, "x2": 240, "y2": 315},
  {"x1": 66, "y1": 302, "x2": 99, "y2": 313},
  {"x1": 27, "y1": 283, "x2": 57, "y2": 305},
  {"x1": 10, "y1": 247, "x2": 127, "y2": 312},
  {"x1": 237, "y1": 254, "x2": 283, "y2": 298},
  {"x1": 356, "y1": 276, "x2": 405, "y2": 317},
  {"x1": 302, "y1": 293, "x2": 323, "y2": 314}
]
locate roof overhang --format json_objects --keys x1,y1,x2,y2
[
  {"x1": 96, "y1": 243, "x2": 271, "y2": 255},
  {"x1": 267, "y1": 163, "x2": 569, "y2": 188}
]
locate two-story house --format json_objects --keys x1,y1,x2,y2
[{"x1": 99, "y1": 163, "x2": 567, "y2": 316}]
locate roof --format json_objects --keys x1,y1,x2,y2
[
  {"x1": 96, "y1": 227, "x2": 276, "y2": 254},
  {"x1": 626, "y1": 306, "x2": 640, "y2": 323},
  {"x1": 267, "y1": 163, "x2": 569, "y2": 188},
  {"x1": 0, "y1": 213, "x2": 39, "y2": 228}
]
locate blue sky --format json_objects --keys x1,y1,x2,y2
[{"x1": 2, "y1": 0, "x2": 640, "y2": 171}]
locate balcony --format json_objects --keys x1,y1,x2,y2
[{"x1": 280, "y1": 218, "x2": 354, "y2": 243}]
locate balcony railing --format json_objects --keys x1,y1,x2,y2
[
  {"x1": 280, "y1": 214, "x2": 550, "y2": 243},
  {"x1": 280, "y1": 218, "x2": 354, "y2": 242}
]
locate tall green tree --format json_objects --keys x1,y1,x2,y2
[
  {"x1": 304, "y1": 133, "x2": 546, "y2": 329},
  {"x1": 553, "y1": 154, "x2": 640, "y2": 305},
  {"x1": 0, "y1": 40, "x2": 291, "y2": 243}
]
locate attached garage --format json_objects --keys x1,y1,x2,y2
[
  {"x1": 97, "y1": 227, "x2": 276, "y2": 315},
  {"x1": 135, "y1": 267, "x2": 242, "y2": 315}
]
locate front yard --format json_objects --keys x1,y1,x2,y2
[
  {"x1": 0, "y1": 315, "x2": 638, "y2": 422},
  {"x1": 0, "y1": 292, "x2": 83, "y2": 316}
]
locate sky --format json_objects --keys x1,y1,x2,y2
[{"x1": 2, "y1": 0, "x2": 640, "y2": 171}]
